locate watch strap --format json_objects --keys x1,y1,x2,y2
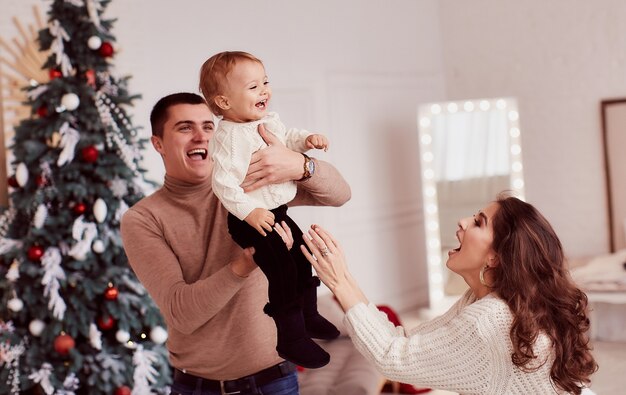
[{"x1": 298, "y1": 153, "x2": 312, "y2": 181}]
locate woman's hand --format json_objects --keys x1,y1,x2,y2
[
  {"x1": 274, "y1": 221, "x2": 294, "y2": 250},
  {"x1": 300, "y1": 224, "x2": 368, "y2": 311},
  {"x1": 300, "y1": 224, "x2": 347, "y2": 291},
  {"x1": 241, "y1": 124, "x2": 304, "y2": 192}
]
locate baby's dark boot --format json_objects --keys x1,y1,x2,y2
[
  {"x1": 265, "y1": 304, "x2": 330, "y2": 369},
  {"x1": 300, "y1": 277, "x2": 340, "y2": 340}
]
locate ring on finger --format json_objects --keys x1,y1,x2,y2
[{"x1": 320, "y1": 247, "x2": 330, "y2": 257}]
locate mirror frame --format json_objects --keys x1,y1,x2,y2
[{"x1": 417, "y1": 97, "x2": 525, "y2": 308}]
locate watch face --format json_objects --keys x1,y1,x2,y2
[{"x1": 307, "y1": 158, "x2": 315, "y2": 175}]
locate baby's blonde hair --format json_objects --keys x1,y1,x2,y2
[{"x1": 199, "y1": 51, "x2": 263, "y2": 115}]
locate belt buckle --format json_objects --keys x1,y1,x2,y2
[{"x1": 220, "y1": 380, "x2": 241, "y2": 395}]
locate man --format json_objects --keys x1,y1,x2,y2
[{"x1": 120, "y1": 92, "x2": 350, "y2": 395}]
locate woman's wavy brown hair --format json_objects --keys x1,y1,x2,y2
[{"x1": 490, "y1": 193, "x2": 597, "y2": 394}]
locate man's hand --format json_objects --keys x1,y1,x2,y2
[
  {"x1": 273, "y1": 220, "x2": 294, "y2": 250},
  {"x1": 244, "y1": 208, "x2": 275, "y2": 236},
  {"x1": 230, "y1": 247, "x2": 257, "y2": 278},
  {"x1": 306, "y1": 134, "x2": 329, "y2": 152},
  {"x1": 241, "y1": 124, "x2": 303, "y2": 192}
]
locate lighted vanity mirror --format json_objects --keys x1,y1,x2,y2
[{"x1": 417, "y1": 97, "x2": 525, "y2": 308}]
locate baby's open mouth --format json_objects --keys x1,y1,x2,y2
[
  {"x1": 256, "y1": 99, "x2": 267, "y2": 109},
  {"x1": 187, "y1": 148, "x2": 207, "y2": 160}
]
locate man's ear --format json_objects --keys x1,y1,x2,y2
[
  {"x1": 214, "y1": 95, "x2": 230, "y2": 111},
  {"x1": 151, "y1": 136, "x2": 164, "y2": 155}
]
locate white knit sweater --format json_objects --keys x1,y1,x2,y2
[
  {"x1": 344, "y1": 290, "x2": 567, "y2": 395},
  {"x1": 209, "y1": 112, "x2": 311, "y2": 220}
]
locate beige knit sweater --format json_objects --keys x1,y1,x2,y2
[
  {"x1": 120, "y1": 160, "x2": 350, "y2": 380},
  {"x1": 210, "y1": 112, "x2": 312, "y2": 220},
  {"x1": 345, "y1": 290, "x2": 566, "y2": 395}
]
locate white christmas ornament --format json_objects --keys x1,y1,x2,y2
[
  {"x1": 6, "y1": 260, "x2": 20, "y2": 282},
  {"x1": 8, "y1": 297, "x2": 24, "y2": 312},
  {"x1": 132, "y1": 345, "x2": 160, "y2": 394},
  {"x1": 93, "y1": 198, "x2": 107, "y2": 223},
  {"x1": 29, "y1": 319, "x2": 46, "y2": 336},
  {"x1": 89, "y1": 323, "x2": 102, "y2": 350},
  {"x1": 115, "y1": 329, "x2": 130, "y2": 343},
  {"x1": 41, "y1": 247, "x2": 67, "y2": 320},
  {"x1": 57, "y1": 122, "x2": 81, "y2": 167},
  {"x1": 61, "y1": 93, "x2": 80, "y2": 111},
  {"x1": 15, "y1": 163, "x2": 29, "y2": 187},
  {"x1": 34, "y1": 204, "x2": 48, "y2": 229},
  {"x1": 150, "y1": 326, "x2": 168, "y2": 344},
  {"x1": 69, "y1": 216, "x2": 97, "y2": 261},
  {"x1": 87, "y1": 35, "x2": 102, "y2": 50},
  {"x1": 92, "y1": 239, "x2": 105, "y2": 253}
]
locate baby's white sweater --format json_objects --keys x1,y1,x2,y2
[
  {"x1": 209, "y1": 112, "x2": 310, "y2": 220},
  {"x1": 345, "y1": 291, "x2": 566, "y2": 395}
]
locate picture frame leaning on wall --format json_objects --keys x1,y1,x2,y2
[{"x1": 600, "y1": 98, "x2": 626, "y2": 252}]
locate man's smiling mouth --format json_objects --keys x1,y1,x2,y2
[{"x1": 187, "y1": 148, "x2": 207, "y2": 160}]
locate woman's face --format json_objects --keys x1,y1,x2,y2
[{"x1": 446, "y1": 201, "x2": 499, "y2": 284}]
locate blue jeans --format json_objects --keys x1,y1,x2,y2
[{"x1": 169, "y1": 371, "x2": 299, "y2": 395}]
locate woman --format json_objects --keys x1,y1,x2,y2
[{"x1": 300, "y1": 194, "x2": 597, "y2": 394}]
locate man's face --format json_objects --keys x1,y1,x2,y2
[
  {"x1": 220, "y1": 59, "x2": 271, "y2": 122},
  {"x1": 151, "y1": 103, "x2": 215, "y2": 184}
]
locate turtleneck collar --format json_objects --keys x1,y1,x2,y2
[{"x1": 163, "y1": 174, "x2": 212, "y2": 198}]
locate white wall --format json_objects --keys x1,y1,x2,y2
[
  {"x1": 1, "y1": 0, "x2": 444, "y2": 310},
  {"x1": 5, "y1": 0, "x2": 620, "y2": 308},
  {"x1": 439, "y1": 0, "x2": 626, "y2": 257}
]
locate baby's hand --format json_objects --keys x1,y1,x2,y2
[
  {"x1": 245, "y1": 208, "x2": 275, "y2": 236},
  {"x1": 306, "y1": 134, "x2": 329, "y2": 152}
]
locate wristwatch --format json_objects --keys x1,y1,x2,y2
[{"x1": 298, "y1": 153, "x2": 315, "y2": 181}]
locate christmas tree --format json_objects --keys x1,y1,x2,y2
[{"x1": 0, "y1": 1, "x2": 170, "y2": 393}]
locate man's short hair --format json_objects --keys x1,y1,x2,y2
[{"x1": 150, "y1": 93, "x2": 208, "y2": 137}]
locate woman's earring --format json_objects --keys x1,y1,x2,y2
[{"x1": 479, "y1": 264, "x2": 491, "y2": 287}]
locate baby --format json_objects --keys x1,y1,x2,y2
[{"x1": 200, "y1": 51, "x2": 338, "y2": 368}]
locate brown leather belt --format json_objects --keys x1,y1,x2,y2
[{"x1": 173, "y1": 361, "x2": 296, "y2": 394}]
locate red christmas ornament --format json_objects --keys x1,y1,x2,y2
[
  {"x1": 114, "y1": 386, "x2": 131, "y2": 395},
  {"x1": 99, "y1": 42, "x2": 114, "y2": 57},
  {"x1": 81, "y1": 145, "x2": 99, "y2": 163},
  {"x1": 37, "y1": 106, "x2": 48, "y2": 118},
  {"x1": 8, "y1": 176, "x2": 19, "y2": 188},
  {"x1": 104, "y1": 285, "x2": 119, "y2": 301},
  {"x1": 97, "y1": 315, "x2": 115, "y2": 330},
  {"x1": 27, "y1": 245, "x2": 44, "y2": 261},
  {"x1": 85, "y1": 69, "x2": 96, "y2": 88},
  {"x1": 35, "y1": 175, "x2": 47, "y2": 187},
  {"x1": 73, "y1": 202, "x2": 87, "y2": 215},
  {"x1": 49, "y1": 69, "x2": 62, "y2": 80},
  {"x1": 54, "y1": 333, "x2": 75, "y2": 356}
]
